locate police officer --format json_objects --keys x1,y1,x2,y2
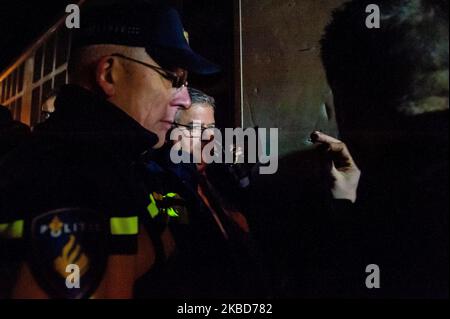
[{"x1": 0, "y1": 2, "x2": 218, "y2": 298}]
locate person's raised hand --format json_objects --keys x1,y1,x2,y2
[{"x1": 311, "y1": 131, "x2": 361, "y2": 203}]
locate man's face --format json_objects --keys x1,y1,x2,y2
[
  {"x1": 110, "y1": 52, "x2": 191, "y2": 148},
  {"x1": 175, "y1": 103, "x2": 215, "y2": 171}
]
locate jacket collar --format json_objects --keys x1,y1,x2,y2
[{"x1": 37, "y1": 84, "x2": 158, "y2": 161}]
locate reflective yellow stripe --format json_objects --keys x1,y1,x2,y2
[
  {"x1": 147, "y1": 192, "x2": 182, "y2": 219},
  {"x1": 0, "y1": 220, "x2": 24, "y2": 239},
  {"x1": 167, "y1": 207, "x2": 179, "y2": 218},
  {"x1": 165, "y1": 193, "x2": 180, "y2": 217},
  {"x1": 147, "y1": 193, "x2": 159, "y2": 219},
  {"x1": 110, "y1": 216, "x2": 138, "y2": 235}
]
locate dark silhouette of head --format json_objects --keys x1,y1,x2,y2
[
  {"x1": 321, "y1": 0, "x2": 448, "y2": 145},
  {"x1": 1, "y1": 104, "x2": 30, "y2": 157},
  {"x1": 0, "y1": 104, "x2": 13, "y2": 126}
]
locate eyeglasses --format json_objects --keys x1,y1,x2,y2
[
  {"x1": 172, "y1": 122, "x2": 216, "y2": 138},
  {"x1": 111, "y1": 53, "x2": 188, "y2": 89}
]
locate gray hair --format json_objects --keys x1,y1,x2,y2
[
  {"x1": 174, "y1": 87, "x2": 215, "y2": 122},
  {"x1": 188, "y1": 87, "x2": 216, "y2": 108},
  {"x1": 67, "y1": 44, "x2": 147, "y2": 85}
]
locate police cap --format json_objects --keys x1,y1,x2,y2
[{"x1": 71, "y1": 1, "x2": 220, "y2": 75}]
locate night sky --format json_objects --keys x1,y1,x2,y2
[{"x1": 0, "y1": 0, "x2": 75, "y2": 71}]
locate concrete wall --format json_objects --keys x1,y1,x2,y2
[{"x1": 240, "y1": 0, "x2": 347, "y2": 157}]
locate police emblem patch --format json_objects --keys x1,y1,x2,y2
[{"x1": 30, "y1": 208, "x2": 108, "y2": 299}]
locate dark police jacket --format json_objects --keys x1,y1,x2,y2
[
  {"x1": 0, "y1": 84, "x2": 162, "y2": 298},
  {"x1": 134, "y1": 149, "x2": 268, "y2": 298}
]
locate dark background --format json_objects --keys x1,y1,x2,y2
[{"x1": 0, "y1": 1, "x2": 75, "y2": 71}]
